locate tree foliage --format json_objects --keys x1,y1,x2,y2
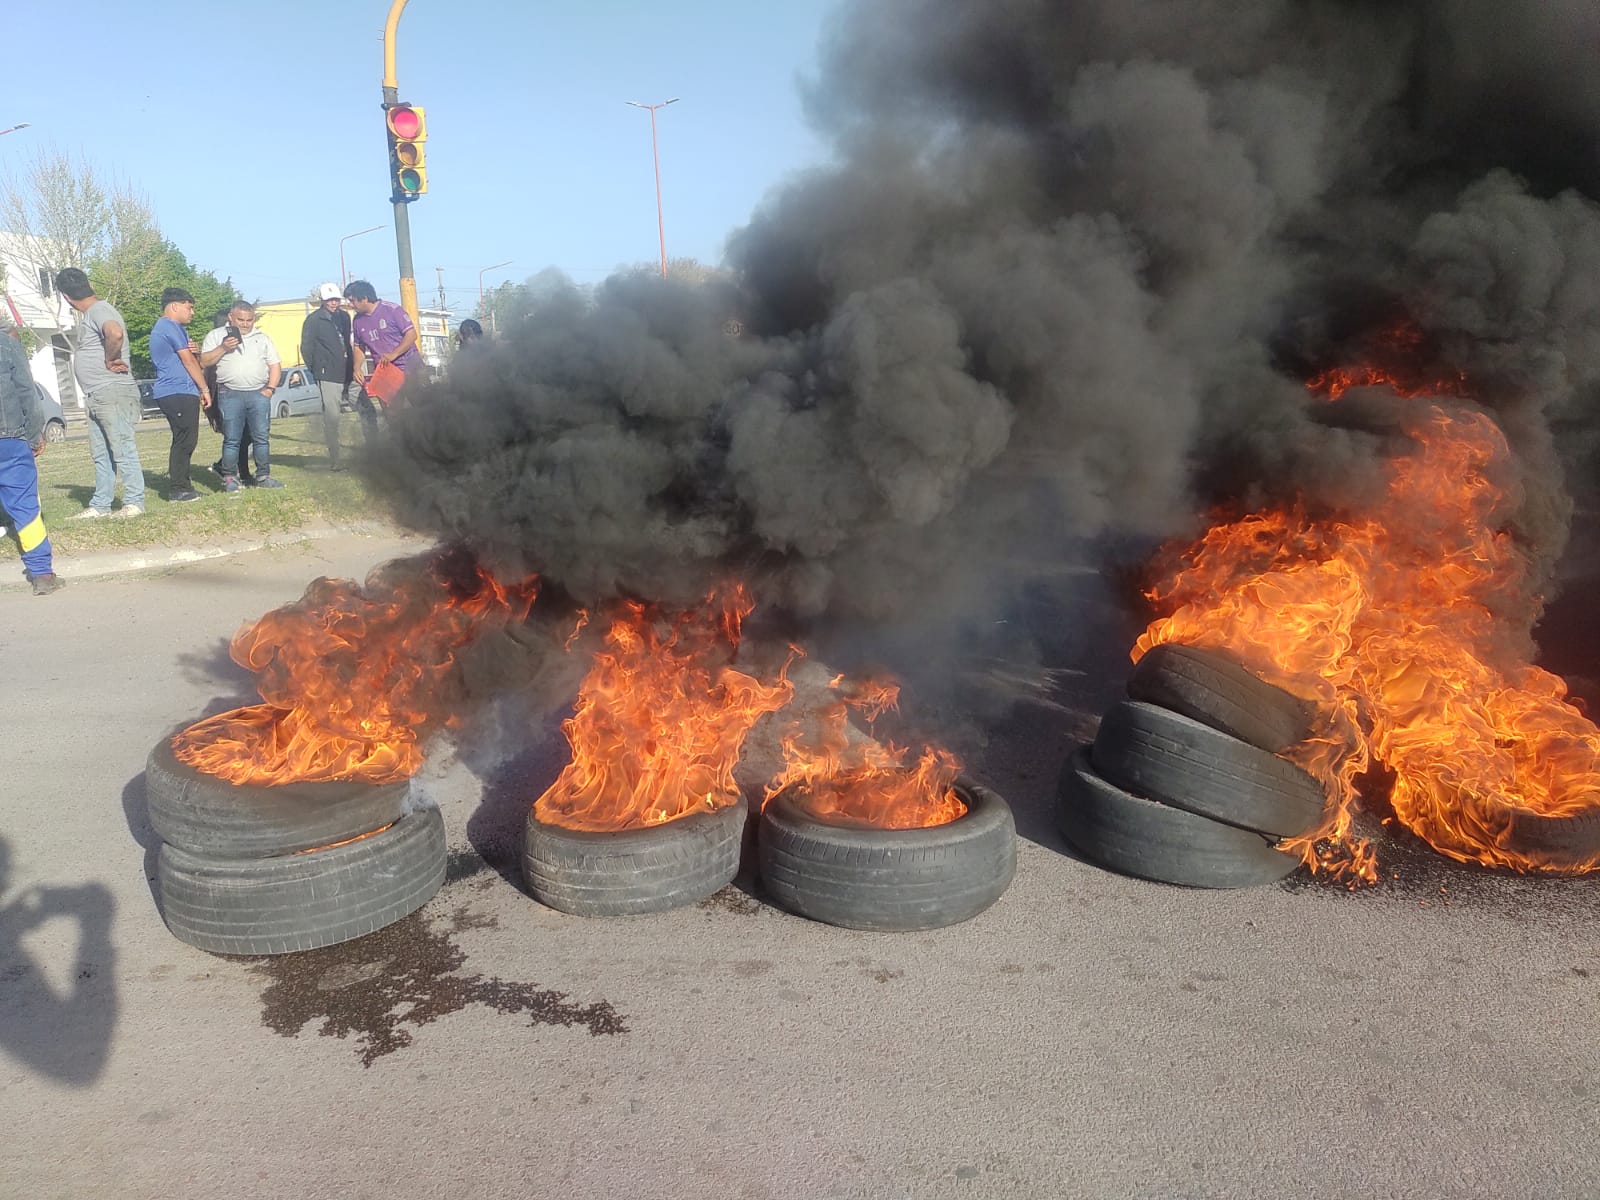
[{"x1": 1, "y1": 146, "x2": 237, "y2": 374}]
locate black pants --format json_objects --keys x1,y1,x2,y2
[{"x1": 155, "y1": 393, "x2": 200, "y2": 492}]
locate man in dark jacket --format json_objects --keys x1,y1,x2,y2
[
  {"x1": 0, "y1": 326, "x2": 60, "y2": 594},
  {"x1": 300, "y1": 283, "x2": 355, "y2": 470}
]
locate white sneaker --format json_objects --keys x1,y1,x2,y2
[
  {"x1": 71, "y1": 508, "x2": 109, "y2": 520},
  {"x1": 119, "y1": 505, "x2": 145, "y2": 519}
]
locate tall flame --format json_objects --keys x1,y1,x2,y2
[
  {"x1": 533, "y1": 585, "x2": 794, "y2": 832},
  {"x1": 173, "y1": 550, "x2": 539, "y2": 785},
  {"x1": 1136, "y1": 386, "x2": 1599, "y2": 879},
  {"x1": 765, "y1": 674, "x2": 967, "y2": 830}
]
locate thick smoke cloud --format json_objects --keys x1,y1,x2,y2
[{"x1": 363, "y1": 0, "x2": 1600, "y2": 648}]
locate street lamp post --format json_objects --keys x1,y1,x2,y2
[
  {"x1": 478, "y1": 261, "x2": 512, "y2": 333},
  {"x1": 339, "y1": 225, "x2": 386, "y2": 287},
  {"x1": 624, "y1": 98, "x2": 678, "y2": 278},
  {"x1": 0, "y1": 122, "x2": 32, "y2": 138}
]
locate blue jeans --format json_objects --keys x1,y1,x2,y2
[
  {"x1": 219, "y1": 387, "x2": 271, "y2": 478},
  {"x1": 85, "y1": 379, "x2": 145, "y2": 511}
]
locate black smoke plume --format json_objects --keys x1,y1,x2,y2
[{"x1": 363, "y1": 0, "x2": 1600, "y2": 663}]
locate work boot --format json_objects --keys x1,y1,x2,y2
[{"x1": 30, "y1": 572, "x2": 62, "y2": 596}]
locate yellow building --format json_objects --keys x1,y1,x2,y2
[{"x1": 252, "y1": 298, "x2": 317, "y2": 368}]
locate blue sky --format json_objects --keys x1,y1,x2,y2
[{"x1": 3, "y1": 0, "x2": 842, "y2": 311}]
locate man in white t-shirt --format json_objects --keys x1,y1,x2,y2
[{"x1": 199, "y1": 300, "x2": 282, "y2": 492}]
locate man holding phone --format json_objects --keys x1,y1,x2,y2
[{"x1": 200, "y1": 300, "x2": 282, "y2": 492}]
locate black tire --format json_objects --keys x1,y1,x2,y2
[
  {"x1": 523, "y1": 797, "x2": 747, "y2": 916},
  {"x1": 158, "y1": 805, "x2": 446, "y2": 956},
  {"x1": 1092, "y1": 700, "x2": 1328, "y2": 838},
  {"x1": 1058, "y1": 748, "x2": 1300, "y2": 888},
  {"x1": 44, "y1": 420, "x2": 66, "y2": 444},
  {"x1": 278, "y1": 402, "x2": 289, "y2": 418},
  {"x1": 146, "y1": 736, "x2": 412, "y2": 858},
  {"x1": 1476, "y1": 806, "x2": 1600, "y2": 873},
  {"x1": 757, "y1": 779, "x2": 1016, "y2": 932},
  {"x1": 1128, "y1": 643, "x2": 1315, "y2": 753}
]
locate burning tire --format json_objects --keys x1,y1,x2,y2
[
  {"x1": 1058, "y1": 748, "x2": 1300, "y2": 888},
  {"x1": 1092, "y1": 700, "x2": 1329, "y2": 838},
  {"x1": 522, "y1": 797, "x2": 747, "y2": 917},
  {"x1": 757, "y1": 780, "x2": 1016, "y2": 932},
  {"x1": 1127, "y1": 643, "x2": 1315, "y2": 753},
  {"x1": 157, "y1": 805, "x2": 446, "y2": 956},
  {"x1": 146, "y1": 737, "x2": 412, "y2": 858}
]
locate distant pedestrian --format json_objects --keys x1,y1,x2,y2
[
  {"x1": 299, "y1": 282, "x2": 355, "y2": 470},
  {"x1": 148, "y1": 287, "x2": 211, "y2": 502},
  {"x1": 455, "y1": 318, "x2": 483, "y2": 351},
  {"x1": 54, "y1": 268, "x2": 145, "y2": 519},
  {"x1": 345, "y1": 280, "x2": 419, "y2": 408},
  {"x1": 200, "y1": 301, "x2": 282, "y2": 493},
  {"x1": 0, "y1": 326, "x2": 60, "y2": 594}
]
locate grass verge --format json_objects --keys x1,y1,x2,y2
[{"x1": 2, "y1": 414, "x2": 389, "y2": 561}]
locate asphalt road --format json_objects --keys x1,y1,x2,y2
[{"x1": 1, "y1": 531, "x2": 1595, "y2": 1200}]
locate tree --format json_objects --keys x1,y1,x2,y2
[{"x1": 2, "y1": 146, "x2": 237, "y2": 375}]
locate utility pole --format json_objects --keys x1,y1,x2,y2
[
  {"x1": 435, "y1": 266, "x2": 446, "y2": 311},
  {"x1": 625, "y1": 98, "x2": 678, "y2": 278},
  {"x1": 382, "y1": 0, "x2": 421, "y2": 331}
]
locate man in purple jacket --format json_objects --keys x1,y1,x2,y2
[{"x1": 344, "y1": 280, "x2": 420, "y2": 404}]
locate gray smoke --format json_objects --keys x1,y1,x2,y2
[{"x1": 363, "y1": 0, "x2": 1600, "y2": 659}]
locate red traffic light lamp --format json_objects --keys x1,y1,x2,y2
[{"x1": 385, "y1": 102, "x2": 428, "y2": 200}]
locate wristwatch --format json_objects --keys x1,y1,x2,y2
[{"x1": 262, "y1": 386, "x2": 276, "y2": 395}]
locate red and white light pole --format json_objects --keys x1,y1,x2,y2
[
  {"x1": 0, "y1": 122, "x2": 31, "y2": 138},
  {"x1": 625, "y1": 98, "x2": 678, "y2": 278}
]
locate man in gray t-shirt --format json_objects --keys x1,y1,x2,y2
[{"x1": 55, "y1": 268, "x2": 146, "y2": 517}]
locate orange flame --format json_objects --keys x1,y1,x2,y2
[
  {"x1": 533, "y1": 585, "x2": 794, "y2": 832},
  {"x1": 766, "y1": 674, "x2": 967, "y2": 830},
  {"x1": 1136, "y1": 389, "x2": 1599, "y2": 880},
  {"x1": 173, "y1": 552, "x2": 539, "y2": 785}
]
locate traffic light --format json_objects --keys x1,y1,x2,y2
[{"x1": 386, "y1": 102, "x2": 428, "y2": 200}]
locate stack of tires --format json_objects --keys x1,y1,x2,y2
[
  {"x1": 147, "y1": 738, "x2": 446, "y2": 955},
  {"x1": 1058, "y1": 644, "x2": 1330, "y2": 888}
]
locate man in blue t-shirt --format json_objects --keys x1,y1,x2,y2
[{"x1": 148, "y1": 287, "x2": 212, "y2": 501}]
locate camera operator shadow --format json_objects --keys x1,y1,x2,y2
[{"x1": 0, "y1": 838, "x2": 118, "y2": 1087}]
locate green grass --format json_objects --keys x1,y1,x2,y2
[{"x1": 3, "y1": 414, "x2": 389, "y2": 560}]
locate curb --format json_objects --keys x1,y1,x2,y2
[{"x1": 10, "y1": 521, "x2": 428, "y2": 584}]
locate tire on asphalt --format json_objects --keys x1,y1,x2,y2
[
  {"x1": 523, "y1": 796, "x2": 747, "y2": 916},
  {"x1": 147, "y1": 736, "x2": 412, "y2": 858},
  {"x1": 757, "y1": 779, "x2": 1017, "y2": 932},
  {"x1": 1128, "y1": 642, "x2": 1316, "y2": 753},
  {"x1": 158, "y1": 804, "x2": 446, "y2": 956},
  {"x1": 1058, "y1": 748, "x2": 1301, "y2": 888},
  {"x1": 1091, "y1": 700, "x2": 1329, "y2": 839},
  {"x1": 1481, "y1": 804, "x2": 1600, "y2": 873}
]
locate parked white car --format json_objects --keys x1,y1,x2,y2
[{"x1": 272, "y1": 366, "x2": 325, "y2": 418}]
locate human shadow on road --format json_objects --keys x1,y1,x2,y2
[{"x1": 0, "y1": 837, "x2": 119, "y2": 1087}]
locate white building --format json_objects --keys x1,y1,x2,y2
[{"x1": 0, "y1": 229, "x2": 80, "y2": 411}]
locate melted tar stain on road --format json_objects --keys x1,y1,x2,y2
[{"x1": 249, "y1": 898, "x2": 627, "y2": 1067}]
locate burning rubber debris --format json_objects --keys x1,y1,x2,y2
[{"x1": 156, "y1": 0, "x2": 1600, "y2": 956}]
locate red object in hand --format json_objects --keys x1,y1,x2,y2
[{"x1": 365, "y1": 361, "x2": 407, "y2": 407}]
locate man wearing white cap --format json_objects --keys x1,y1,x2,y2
[{"x1": 299, "y1": 282, "x2": 355, "y2": 470}]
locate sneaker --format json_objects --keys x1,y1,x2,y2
[
  {"x1": 255, "y1": 476, "x2": 285, "y2": 489},
  {"x1": 329, "y1": 462, "x2": 345, "y2": 473},
  {"x1": 223, "y1": 477, "x2": 240, "y2": 494},
  {"x1": 169, "y1": 489, "x2": 201, "y2": 503},
  {"x1": 30, "y1": 573, "x2": 62, "y2": 597},
  {"x1": 211, "y1": 459, "x2": 226, "y2": 476},
  {"x1": 70, "y1": 507, "x2": 109, "y2": 520},
  {"x1": 119, "y1": 505, "x2": 145, "y2": 519}
]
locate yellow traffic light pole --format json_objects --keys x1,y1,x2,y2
[{"x1": 382, "y1": 0, "x2": 421, "y2": 331}]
